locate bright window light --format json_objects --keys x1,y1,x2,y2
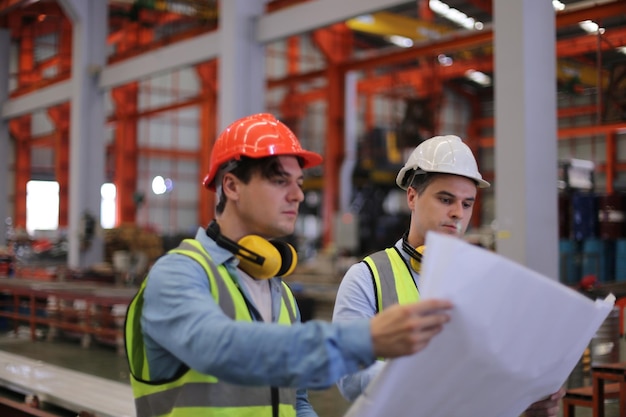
[
  {"x1": 152, "y1": 176, "x2": 173, "y2": 195},
  {"x1": 101, "y1": 183, "x2": 116, "y2": 229},
  {"x1": 26, "y1": 180, "x2": 59, "y2": 234},
  {"x1": 429, "y1": 0, "x2": 483, "y2": 30},
  {"x1": 152, "y1": 176, "x2": 167, "y2": 195}
]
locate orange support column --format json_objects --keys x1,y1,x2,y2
[
  {"x1": 47, "y1": 103, "x2": 70, "y2": 228},
  {"x1": 196, "y1": 61, "x2": 218, "y2": 227},
  {"x1": 606, "y1": 131, "x2": 616, "y2": 194},
  {"x1": 323, "y1": 64, "x2": 345, "y2": 247},
  {"x1": 9, "y1": 116, "x2": 31, "y2": 230},
  {"x1": 312, "y1": 24, "x2": 352, "y2": 247},
  {"x1": 465, "y1": 95, "x2": 483, "y2": 229},
  {"x1": 57, "y1": 16, "x2": 72, "y2": 78},
  {"x1": 111, "y1": 83, "x2": 139, "y2": 225}
]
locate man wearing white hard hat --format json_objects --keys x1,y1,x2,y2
[{"x1": 332, "y1": 135, "x2": 565, "y2": 415}]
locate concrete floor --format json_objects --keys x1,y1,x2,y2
[
  {"x1": 0, "y1": 326, "x2": 623, "y2": 417},
  {"x1": 0, "y1": 328, "x2": 351, "y2": 417}
]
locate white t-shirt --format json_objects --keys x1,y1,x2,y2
[{"x1": 237, "y1": 268, "x2": 272, "y2": 322}]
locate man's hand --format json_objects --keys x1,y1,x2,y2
[
  {"x1": 370, "y1": 299, "x2": 452, "y2": 358},
  {"x1": 523, "y1": 387, "x2": 566, "y2": 417}
]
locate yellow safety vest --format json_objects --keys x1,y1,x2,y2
[
  {"x1": 125, "y1": 239, "x2": 299, "y2": 417},
  {"x1": 363, "y1": 247, "x2": 420, "y2": 313}
]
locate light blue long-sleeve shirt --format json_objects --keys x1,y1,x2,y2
[
  {"x1": 332, "y1": 239, "x2": 420, "y2": 402},
  {"x1": 141, "y1": 227, "x2": 374, "y2": 417}
]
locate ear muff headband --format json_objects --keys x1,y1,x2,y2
[
  {"x1": 402, "y1": 231, "x2": 425, "y2": 273},
  {"x1": 206, "y1": 221, "x2": 297, "y2": 280}
]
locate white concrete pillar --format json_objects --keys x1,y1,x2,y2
[
  {"x1": 218, "y1": 0, "x2": 266, "y2": 130},
  {"x1": 494, "y1": 0, "x2": 558, "y2": 279},
  {"x1": 59, "y1": 0, "x2": 108, "y2": 268},
  {"x1": 0, "y1": 28, "x2": 10, "y2": 246}
]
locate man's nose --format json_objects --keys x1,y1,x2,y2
[
  {"x1": 289, "y1": 184, "x2": 304, "y2": 202},
  {"x1": 450, "y1": 201, "x2": 464, "y2": 219}
]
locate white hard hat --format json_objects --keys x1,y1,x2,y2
[{"x1": 396, "y1": 135, "x2": 490, "y2": 190}]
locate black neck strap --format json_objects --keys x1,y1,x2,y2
[
  {"x1": 401, "y1": 230, "x2": 423, "y2": 263},
  {"x1": 205, "y1": 220, "x2": 265, "y2": 265}
]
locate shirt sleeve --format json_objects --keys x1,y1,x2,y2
[
  {"x1": 141, "y1": 252, "x2": 375, "y2": 389},
  {"x1": 332, "y1": 260, "x2": 382, "y2": 401}
]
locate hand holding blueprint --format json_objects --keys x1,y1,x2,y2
[{"x1": 345, "y1": 232, "x2": 615, "y2": 417}]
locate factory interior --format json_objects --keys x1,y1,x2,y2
[{"x1": 1, "y1": 0, "x2": 626, "y2": 416}]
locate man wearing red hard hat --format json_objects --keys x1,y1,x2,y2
[{"x1": 125, "y1": 113, "x2": 453, "y2": 417}]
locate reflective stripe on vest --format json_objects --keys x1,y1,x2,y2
[
  {"x1": 364, "y1": 247, "x2": 420, "y2": 312},
  {"x1": 125, "y1": 239, "x2": 298, "y2": 417}
]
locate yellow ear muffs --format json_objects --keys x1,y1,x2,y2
[
  {"x1": 236, "y1": 236, "x2": 297, "y2": 280},
  {"x1": 271, "y1": 240, "x2": 298, "y2": 277},
  {"x1": 409, "y1": 245, "x2": 426, "y2": 273},
  {"x1": 205, "y1": 221, "x2": 298, "y2": 280}
]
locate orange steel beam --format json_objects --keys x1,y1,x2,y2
[
  {"x1": 107, "y1": 95, "x2": 205, "y2": 123},
  {"x1": 265, "y1": 2, "x2": 626, "y2": 84},
  {"x1": 312, "y1": 24, "x2": 352, "y2": 247},
  {"x1": 419, "y1": 0, "x2": 434, "y2": 21},
  {"x1": 47, "y1": 103, "x2": 70, "y2": 228},
  {"x1": 107, "y1": 26, "x2": 214, "y2": 64},
  {"x1": 58, "y1": 16, "x2": 71, "y2": 77},
  {"x1": 557, "y1": 27, "x2": 626, "y2": 58},
  {"x1": 0, "y1": 0, "x2": 28, "y2": 14},
  {"x1": 9, "y1": 115, "x2": 31, "y2": 229},
  {"x1": 266, "y1": 0, "x2": 311, "y2": 12},
  {"x1": 139, "y1": 147, "x2": 199, "y2": 159},
  {"x1": 464, "y1": 0, "x2": 492, "y2": 15},
  {"x1": 468, "y1": 96, "x2": 483, "y2": 229},
  {"x1": 479, "y1": 121, "x2": 626, "y2": 147},
  {"x1": 555, "y1": 2, "x2": 626, "y2": 29},
  {"x1": 313, "y1": 26, "x2": 340, "y2": 246},
  {"x1": 196, "y1": 61, "x2": 217, "y2": 228},
  {"x1": 475, "y1": 105, "x2": 601, "y2": 129},
  {"x1": 267, "y1": 25, "x2": 625, "y2": 91},
  {"x1": 22, "y1": 131, "x2": 57, "y2": 147},
  {"x1": 287, "y1": 36, "x2": 299, "y2": 75},
  {"x1": 111, "y1": 83, "x2": 139, "y2": 225},
  {"x1": 109, "y1": 24, "x2": 155, "y2": 226},
  {"x1": 312, "y1": 23, "x2": 353, "y2": 64},
  {"x1": 324, "y1": 63, "x2": 344, "y2": 247}
]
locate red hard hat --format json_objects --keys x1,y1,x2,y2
[{"x1": 203, "y1": 113, "x2": 323, "y2": 190}]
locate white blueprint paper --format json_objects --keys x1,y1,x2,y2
[{"x1": 345, "y1": 232, "x2": 614, "y2": 417}]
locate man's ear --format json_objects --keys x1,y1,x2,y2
[
  {"x1": 222, "y1": 173, "x2": 240, "y2": 200},
  {"x1": 407, "y1": 187, "x2": 418, "y2": 209}
]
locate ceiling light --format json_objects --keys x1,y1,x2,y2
[
  {"x1": 354, "y1": 14, "x2": 374, "y2": 24},
  {"x1": 387, "y1": 35, "x2": 414, "y2": 48},
  {"x1": 429, "y1": 0, "x2": 483, "y2": 30},
  {"x1": 438, "y1": 54, "x2": 453, "y2": 66},
  {"x1": 552, "y1": 0, "x2": 565, "y2": 11},
  {"x1": 579, "y1": 20, "x2": 605, "y2": 34},
  {"x1": 465, "y1": 69, "x2": 491, "y2": 87},
  {"x1": 619, "y1": 47, "x2": 626, "y2": 56}
]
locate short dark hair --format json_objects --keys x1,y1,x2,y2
[
  {"x1": 214, "y1": 156, "x2": 304, "y2": 214},
  {"x1": 409, "y1": 171, "x2": 439, "y2": 195}
]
